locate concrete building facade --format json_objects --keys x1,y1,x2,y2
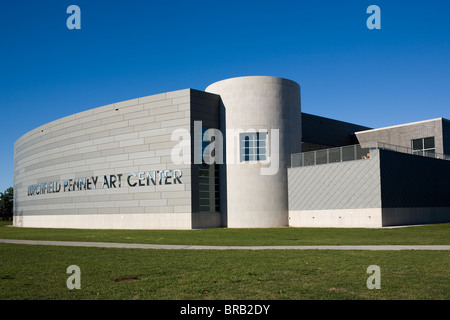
[
  {"x1": 289, "y1": 149, "x2": 450, "y2": 228},
  {"x1": 355, "y1": 118, "x2": 450, "y2": 156},
  {"x1": 14, "y1": 89, "x2": 222, "y2": 229},
  {"x1": 13, "y1": 76, "x2": 450, "y2": 229},
  {"x1": 206, "y1": 76, "x2": 301, "y2": 228}
]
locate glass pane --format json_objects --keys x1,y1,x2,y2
[
  {"x1": 424, "y1": 137, "x2": 435, "y2": 149},
  {"x1": 291, "y1": 154, "x2": 302, "y2": 167},
  {"x1": 342, "y1": 145, "x2": 355, "y2": 162},
  {"x1": 258, "y1": 132, "x2": 267, "y2": 160},
  {"x1": 424, "y1": 150, "x2": 436, "y2": 157},
  {"x1": 258, "y1": 154, "x2": 267, "y2": 161},
  {"x1": 356, "y1": 146, "x2": 370, "y2": 159},
  {"x1": 412, "y1": 138, "x2": 423, "y2": 150},
  {"x1": 315, "y1": 149, "x2": 328, "y2": 165},
  {"x1": 240, "y1": 133, "x2": 257, "y2": 162},
  {"x1": 303, "y1": 152, "x2": 315, "y2": 166},
  {"x1": 329, "y1": 148, "x2": 341, "y2": 163},
  {"x1": 241, "y1": 133, "x2": 256, "y2": 141},
  {"x1": 258, "y1": 147, "x2": 266, "y2": 155}
]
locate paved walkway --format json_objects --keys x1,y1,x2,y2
[{"x1": 1, "y1": 239, "x2": 449, "y2": 250}]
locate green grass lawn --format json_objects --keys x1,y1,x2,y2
[
  {"x1": 0, "y1": 244, "x2": 448, "y2": 300},
  {"x1": 1, "y1": 221, "x2": 449, "y2": 246},
  {"x1": 0, "y1": 221, "x2": 449, "y2": 300}
]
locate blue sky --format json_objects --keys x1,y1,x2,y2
[{"x1": 0, "y1": 0, "x2": 449, "y2": 192}]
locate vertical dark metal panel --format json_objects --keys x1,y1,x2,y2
[
  {"x1": 219, "y1": 98, "x2": 228, "y2": 227},
  {"x1": 189, "y1": 89, "x2": 222, "y2": 228},
  {"x1": 442, "y1": 118, "x2": 450, "y2": 155},
  {"x1": 301, "y1": 113, "x2": 372, "y2": 149},
  {"x1": 379, "y1": 149, "x2": 450, "y2": 208}
]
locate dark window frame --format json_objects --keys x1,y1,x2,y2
[{"x1": 411, "y1": 136, "x2": 435, "y2": 156}]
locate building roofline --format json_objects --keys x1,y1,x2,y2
[
  {"x1": 355, "y1": 117, "x2": 445, "y2": 134},
  {"x1": 301, "y1": 112, "x2": 372, "y2": 130}
]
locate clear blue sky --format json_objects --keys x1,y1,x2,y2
[{"x1": 0, "y1": 0, "x2": 449, "y2": 192}]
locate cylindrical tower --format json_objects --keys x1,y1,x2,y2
[{"x1": 206, "y1": 76, "x2": 301, "y2": 228}]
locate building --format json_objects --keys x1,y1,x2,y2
[
  {"x1": 13, "y1": 76, "x2": 450, "y2": 229},
  {"x1": 289, "y1": 116, "x2": 450, "y2": 227}
]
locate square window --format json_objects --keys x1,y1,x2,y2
[
  {"x1": 240, "y1": 132, "x2": 267, "y2": 162},
  {"x1": 411, "y1": 136, "x2": 435, "y2": 155}
]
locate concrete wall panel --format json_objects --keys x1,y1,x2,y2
[
  {"x1": 356, "y1": 118, "x2": 445, "y2": 155},
  {"x1": 14, "y1": 90, "x2": 194, "y2": 229},
  {"x1": 206, "y1": 76, "x2": 301, "y2": 228},
  {"x1": 288, "y1": 151, "x2": 382, "y2": 228}
]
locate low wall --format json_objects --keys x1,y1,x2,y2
[
  {"x1": 288, "y1": 150, "x2": 382, "y2": 228},
  {"x1": 288, "y1": 148, "x2": 450, "y2": 228}
]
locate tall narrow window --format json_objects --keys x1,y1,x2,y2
[
  {"x1": 199, "y1": 128, "x2": 220, "y2": 213},
  {"x1": 412, "y1": 137, "x2": 435, "y2": 156},
  {"x1": 240, "y1": 132, "x2": 267, "y2": 162}
]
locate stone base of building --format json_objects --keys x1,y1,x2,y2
[
  {"x1": 13, "y1": 213, "x2": 192, "y2": 230},
  {"x1": 288, "y1": 208, "x2": 382, "y2": 228}
]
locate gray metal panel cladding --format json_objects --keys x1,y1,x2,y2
[
  {"x1": 379, "y1": 149, "x2": 450, "y2": 208},
  {"x1": 288, "y1": 153, "x2": 382, "y2": 211}
]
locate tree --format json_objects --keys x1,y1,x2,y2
[{"x1": 0, "y1": 187, "x2": 13, "y2": 220}]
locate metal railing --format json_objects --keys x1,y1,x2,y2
[
  {"x1": 376, "y1": 142, "x2": 450, "y2": 160},
  {"x1": 291, "y1": 142, "x2": 450, "y2": 168}
]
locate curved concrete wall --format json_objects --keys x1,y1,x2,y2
[
  {"x1": 13, "y1": 89, "x2": 196, "y2": 229},
  {"x1": 13, "y1": 76, "x2": 301, "y2": 230},
  {"x1": 206, "y1": 76, "x2": 301, "y2": 228}
]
